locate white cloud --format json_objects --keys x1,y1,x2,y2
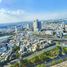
[
  {"x1": 0, "y1": 8, "x2": 24, "y2": 15},
  {"x1": 0, "y1": 8, "x2": 25, "y2": 23},
  {"x1": 0, "y1": 8, "x2": 67, "y2": 23}
]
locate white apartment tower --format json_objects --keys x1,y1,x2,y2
[{"x1": 33, "y1": 19, "x2": 41, "y2": 32}]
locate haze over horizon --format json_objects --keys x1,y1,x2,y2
[{"x1": 0, "y1": 0, "x2": 67, "y2": 23}]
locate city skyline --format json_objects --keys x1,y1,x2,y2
[{"x1": 0, "y1": 0, "x2": 67, "y2": 23}]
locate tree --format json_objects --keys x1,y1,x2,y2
[
  {"x1": 20, "y1": 59, "x2": 33, "y2": 67},
  {"x1": 51, "y1": 60, "x2": 56, "y2": 65},
  {"x1": 39, "y1": 53, "x2": 47, "y2": 62},
  {"x1": 36, "y1": 64, "x2": 46, "y2": 67},
  {"x1": 46, "y1": 47, "x2": 59, "y2": 59},
  {"x1": 30, "y1": 56, "x2": 40, "y2": 64},
  {"x1": 10, "y1": 62, "x2": 19, "y2": 67},
  {"x1": 12, "y1": 46, "x2": 20, "y2": 52},
  {"x1": 16, "y1": 51, "x2": 20, "y2": 58},
  {"x1": 63, "y1": 47, "x2": 67, "y2": 54}
]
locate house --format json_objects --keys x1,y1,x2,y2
[
  {"x1": 32, "y1": 43, "x2": 38, "y2": 52},
  {"x1": 41, "y1": 29, "x2": 54, "y2": 35}
]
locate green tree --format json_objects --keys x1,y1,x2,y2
[
  {"x1": 30, "y1": 56, "x2": 40, "y2": 64},
  {"x1": 63, "y1": 47, "x2": 67, "y2": 54},
  {"x1": 16, "y1": 51, "x2": 20, "y2": 58},
  {"x1": 51, "y1": 60, "x2": 56, "y2": 65},
  {"x1": 39, "y1": 53, "x2": 47, "y2": 62},
  {"x1": 46, "y1": 47, "x2": 59, "y2": 59},
  {"x1": 12, "y1": 46, "x2": 20, "y2": 52},
  {"x1": 10, "y1": 62, "x2": 19, "y2": 67},
  {"x1": 36, "y1": 64, "x2": 46, "y2": 67}
]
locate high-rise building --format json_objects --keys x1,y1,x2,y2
[
  {"x1": 26, "y1": 24, "x2": 29, "y2": 29},
  {"x1": 14, "y1": 26, "x2": 19, "y2": 46},
  {"x1": 14, "y1": 26, "x2": 17, "y2": 37},
  {"x1": 33, "y1": 19, "x2": 41, "y2": 32}
]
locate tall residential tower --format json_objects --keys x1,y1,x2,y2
[{"x1": 33, "y1": 19, "x2": 41, "y2": 32}]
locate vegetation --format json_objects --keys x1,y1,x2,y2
[
  {"x1": 10, "y1": 59, "x2": 33, "y2": 67},
  {"x1": 10, "y1": 62, "x2": 19, "y2": 67},
  {"x1": 29, "y1": 56, "x2": 40, "y2": 64},
  {"x1": 27, "y1": 47, "x2": 59, "y2": 65},
  {"x1": 64, "y1": 35, "x2": 67, "y2": 38},
  {"x1": 53, "y1": 32, "x2": 56, "y2": 36},
  {"x1": 12, "y1": 46, "x2": 20, "y2": 59},
  {"x1": 51, "y1": 60, "x2": 56, "y2": 65},
  {"x1": 63, "y1": 47, "x2": 67, "y2": 54},
  {"x1": 57, "y1": 59, "x2": 63, "y2": 63},
  {"x1": 46, "y1": 47, "x2": 59, "y2": 59},
  {"x1": 28, "y1": 52, "x2": 49, "y2": 64},
  {"x1": 12, "y1": 46, "x2": 20, "y2": 52},
  {"x1": 10, "y1": 46, "x2": 67, "y2": 67},
  {"x1": 15, "y1": 51, "x2": 20, "y2": 58},
  {"x1": 36, "y1": 64, "x2": 46, "y2": 67},
  {"x1": 51, "y1": 59, "x2": 63, "y2": 66},
  {"x1": 56, "y1": 41, "x2": 60, "y2": 46},
  {"x1": 38, "y1": 52, "x2": 48, "y2": 62}
]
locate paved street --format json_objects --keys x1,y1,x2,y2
[
  {"x1": 23, "y1": 45, "x2": 56, "y2": 60},
  {"x1": 51, "y1": 60, "x2": 67, "y2": 67}
]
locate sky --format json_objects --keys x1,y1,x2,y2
[{"x1": 0, "y1": 0, "x2": 67, "y2": 23}]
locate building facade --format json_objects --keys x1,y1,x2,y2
[{"x1": 33, "y1": 19, "x2": 41, "y2": 32}]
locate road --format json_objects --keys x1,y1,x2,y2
[
  {"x1": 0, "y1": 35, "x2": 11, "y2": 43},
  {"x1": 3, "y1": 36, "x2": 67, "y2": 67},
  {"x1": 23, "y1": 45, "x2": 56, "y2": 60},
  {"x1": 46, "y1": 54, "x2": 67, "y2": 67},
  {"x1": 39, "y1": 37, "x2": 67, "y2": 41},
  {"x1": 36, "y1": 35, "x2": 67, "y2": 41},
  {"x1": 51, "y1": 60, "x2": 67, "y2": 67},
  {"x1": 3, "y1": 45, "x2": 56, "y2": 67}
]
